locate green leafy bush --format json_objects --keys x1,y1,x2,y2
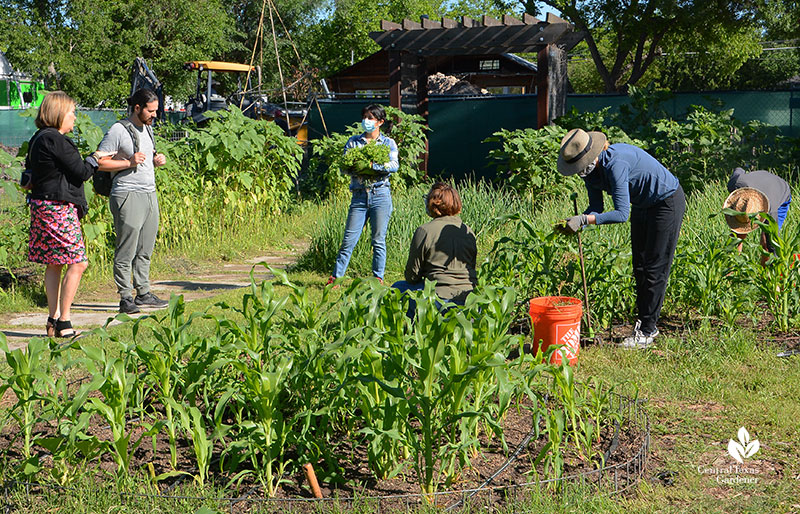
[{"x1": 484, "y1": 125, "x2": 576, "y2": 201}]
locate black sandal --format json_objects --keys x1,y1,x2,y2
[
  {"x1": 46, "y1": 317, "x2": 57, "y2": 338},
  {"x1": 55, "y1": 319, "x2": 78, "y2": 338}
]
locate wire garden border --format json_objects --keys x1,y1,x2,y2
[{"x1": 2, "y1": 394, "x2": 649, "y2": 514}]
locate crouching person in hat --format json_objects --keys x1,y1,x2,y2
[
  {"x1": 724, "y1": 167, "x2": 791, "y2": 265},
  {"x1": 555, "y1": 129, "x2": 686, "y2": 349}
]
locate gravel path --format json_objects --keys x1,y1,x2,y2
[{"x1": 0, "y1": 251, "x2": 300, "y2": 350}]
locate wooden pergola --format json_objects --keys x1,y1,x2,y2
[{"x1": 370, "y1": 12, "x2": 584, "y2": 128}]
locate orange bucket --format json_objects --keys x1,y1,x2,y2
[{"x1": 529, "y1": 296, "x2": 582, "y2": 366}]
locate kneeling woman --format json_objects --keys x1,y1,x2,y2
[{"x1": 392, "y1": 182, "x2": 477, "y2": 307}]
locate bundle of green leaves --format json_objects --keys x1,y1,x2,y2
[{"x1": 342, "y1": 141, "x2": 390, "y2": 176}]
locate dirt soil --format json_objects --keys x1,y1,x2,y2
[{"x1": 0, "y1": 394, "x2": 646, "y2": 511}]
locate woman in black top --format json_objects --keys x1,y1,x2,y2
[{"x1": 27, "y1": 91, "x2": 98, "y2": 337}]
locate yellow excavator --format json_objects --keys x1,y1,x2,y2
[
  {"x1": 131, "y1": 57, "x2": 307, "y2": 144},
  {"x1": 183, "y1": 60, "x2": 308, "y2": 144}
]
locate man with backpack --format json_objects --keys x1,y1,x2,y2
[{"x1": 94, "y1": 88, "x2": 168, "y2": 314}]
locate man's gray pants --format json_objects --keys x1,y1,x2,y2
[{"x1": 110, "y1": 191, "x2": 159, "y2": 299}]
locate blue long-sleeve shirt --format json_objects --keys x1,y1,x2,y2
[
  {"x1": 343, "y1": 132, "x2": 399, "y2": 190},
  {"x1": 583, "y1": 144, "x2": 679, "y2": 225}
]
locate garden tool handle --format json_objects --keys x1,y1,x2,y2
[{"x1": 572, "y1": 195, "x2": 593, "y2": 338}]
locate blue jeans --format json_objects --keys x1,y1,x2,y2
[
  {"x1": 391, "y1": 280, "x2": 467, "y2": 318},
  {"x1": 332, "y1": 186, "x2": 393, "y2": 279},
  {"x1": 777, "y1": 195, "x2": 791, "y2": 230}
]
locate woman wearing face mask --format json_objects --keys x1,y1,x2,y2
[{"x1": 328, "y1": 104, "x2": 399, "y2": 284}]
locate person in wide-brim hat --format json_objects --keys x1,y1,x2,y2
[
  {"x1": 554, "y1": 128, "x2": 685, "y2": 350},
  {"x1": 557, "y1": 128, "x2": 607, "y2": 177},
  {"x1": 723, "y1": 187, "x2": 769, "y2": 235},
  {"x1": 724, "y1": 167, "x2": 792, "y2": 264}
]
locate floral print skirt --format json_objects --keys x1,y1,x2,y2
[{"x1": 28, "y1": 199, "x2": 87, "y2": 265}]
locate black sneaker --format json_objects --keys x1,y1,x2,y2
[
  {"x1": 119, "y1": 296, "x2": 141, "y2": 314},
  {"x1": 134, "y1": 292, "x2": 169, "y2": 308}
]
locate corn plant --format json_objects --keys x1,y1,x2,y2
[
  {"x1": 582, "y1": 237, "x2": 635, "y2": 330},
  {"x1": 481, "y1": 214, "x2": 577, "y2": 302},
  {"x1": 215, "y1": 277, "x2": 289, "y2": 358},
  {"x1": 169, "y1": 399, "x2": 213, "y2": 487},
  {"x1": 329, "y1": 280, "x2": 411, "y2": 479},
  {"x1": 272, "y1": 269, "x2": 350, "y2": 479},
  {"x1": 35, "y1": 345, "x2": 103, "y2": 486},
  {"x1": 214, "y1": 276, "x2": 297, "y2": 496},
  {"x1": 752, "y1": 214, "x2": 800, "y2": 331},
  {"x1": 0, "y1": 336, "x2": 55, "y2": 474},
  {"x1": 133, "y1": 295, "x2": 207, "y2": 469},
  {"x1": 579, "y1": 378, "x2": 623, "y2": 468},
  {"x1": 546, "y1": 363, "x2": 592, "y2": 462},
  {"x1": 225, "y1": 356, "x2": 294, "y2": 497},
  {"x1": 35, "y1": 410, "x2": 102, "y2": 486},
  {"x1": 537, "y1": 407, "x2": 566, "y2": 481},
  {"x1": 458, "y1": 287, "x2": 520, "y2": 455},
  {"x1": 358, "y1": 283, "x2": 522, "y2": 495},
  {"x1": 671, "y1": 232, "x2": 752, "y2": 325},
  {"x1": 79, "y1": 340, "x2": 151, "y2": 478}
]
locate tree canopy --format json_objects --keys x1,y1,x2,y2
[
  {"x1": 1, "y1": 0, "x2": 237, "y2": 106},
  {"x1": 0, "y1": 0, "x2": 796, "y2": 105},
  {"x1": 540, "y1": 0, "x2": 761, "y2": 92}
]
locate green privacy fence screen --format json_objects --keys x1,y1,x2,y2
[
  {"x1": 0, "y1": 110, "x2": 187, "y2": 148},
  {"x1": 308, "y1": 89, "x2": 800, "y2": 178},
  {"x1": 307, "y1": 95, "x2": 538, "y2": 181},
  {"x1": 569, "y1": 89, "x2": 799, "y2": 136},
  {"x1": 3, "y1": 89, "x2": 798, "y2": 176},
  {"x1": 0, "y1": 109, "x2": 123, "y2": 148}
]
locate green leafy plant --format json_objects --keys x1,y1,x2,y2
[
  {"x1": 341, "y1": 141, "x2": 391, "y2": 175},
  {"x1": 484, "y1": 125, "x2": 573, "y2": 201},
  {"x1": 0, "y1": 336, "x2": 55, "y2": 477},
  {"x1": 751, "y1": 214, "x2": 800, "y2": 331},
  {"x1": 78, "y1": 338, "x2": 153, "y2": 478}
]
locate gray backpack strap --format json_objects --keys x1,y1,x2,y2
[
  {"x1": 118, "y1": 119, "x2": 155, "y2": 153},
  {"x1": 118, "y1": 119, "x2": 140, "y2": 154},
  {"x1": 146, "y1": 124, "x2": 155, "y2": 152}
]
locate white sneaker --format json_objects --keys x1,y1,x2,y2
[{"x1": 620, "y1": 320, "x2": 659, "y2": 349}]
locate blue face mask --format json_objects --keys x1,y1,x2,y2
[{"x1": 362, "y1": 118, "x2": 377, "y2": 132}]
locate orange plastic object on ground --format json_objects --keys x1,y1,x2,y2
[{"x1": 529, "y1": 296, "x2": 582, "y2": 366}]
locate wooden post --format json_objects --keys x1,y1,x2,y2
[
  {"x1": 303, "y1": 463, "x2": 323, "y2": 498},
  {"x1": 415, "y1": 55, "x2": 429, "y2": 119},
  {"x1": 537, "y1": 44, "x2": 567, "y2": 128},
  {"x1": 416, "y1": 55, "x2": 429, "y2": 172},
  {"x1": 389, "y1": 50, "x2": 402, "y2": 109}
]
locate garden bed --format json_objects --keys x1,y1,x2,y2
[{"x1": 0, "y1": 386, "x2": 649, "y2": 512}]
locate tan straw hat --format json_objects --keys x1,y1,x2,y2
[
  {"x1": 723, "y1": 187, "x2": 770, "y2": 234},
  {"x1": 557, "y1": 128, "x2": 607, "y2": 176}
]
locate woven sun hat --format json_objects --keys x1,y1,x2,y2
[
  {"x1": 557, "y1": 128, "x2": 607, "y2": 176},
  {"x1": 723, "y1": 187, "x2": 770, "y2": 235}
]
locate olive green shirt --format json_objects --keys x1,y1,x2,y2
[{"x1": 404, "y1": 215, "x2": 477, "y2": 301}]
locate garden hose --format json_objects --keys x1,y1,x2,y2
[
  {"x1": 444, "y1": 399, "x2": 548, "y2": 513},
  {"x1": 602, "y1": 419, "x2": 621, "y2": 465},
  {"x1": 444, "y1": 409, "x2": 621, "y2": 512}
]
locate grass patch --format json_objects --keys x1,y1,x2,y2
[{"x1": 2, "y1": 177, "x2": 800, "y2": 512}]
